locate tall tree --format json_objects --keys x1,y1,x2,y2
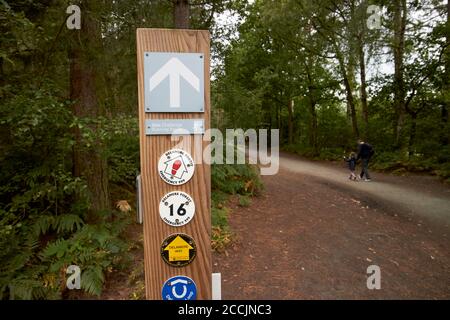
[
  {"x1": 304, "y1": 59, "x2": 319, "y2": 154},
  {"x1": 443, "y1": 0, "x2": 450, "y2": 145},
  {"x1": 287, "y1": 99, "x2": 294, "y2": 145},
  {"x1": 217, "y1": 0, "x2": 449, "y2": 167},
  {"x1": 354, "y1": 0, "x2": 371, "y2": 138},
  {"x1": 334, "y1": 39, "x2": 360, "y2": 139},
  {"x1": 301, "y1": 0, "x2": 361, "y2": 139},
  {"x1": 173, "y1": 0, "x2": 190, "y2": 28},
  {"x1": 392, "y1": 0, "x2": 407, "y2": 148},
  {"x1": 69, "y1": 1, "x2": 110, "y2": 217}
]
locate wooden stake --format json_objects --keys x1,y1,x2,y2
[{"x1": 136, "y1": 28, "x2": 211, "y2": 300}]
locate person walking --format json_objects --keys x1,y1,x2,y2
[
  {"x1": 356, "y1": 140, "x2": 375, "y2": 181},
  {"x1": 343, "y1": 152, "x2": 358, "y2": 181}
]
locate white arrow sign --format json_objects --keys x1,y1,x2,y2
[{"x1": 149, "y1": 57, "x2": 200, "y2": 108}]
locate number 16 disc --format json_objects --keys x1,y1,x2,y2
[{"x1": 159, "y1": 191, "x2": 195, "y2": 227}]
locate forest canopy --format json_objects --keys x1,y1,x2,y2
[
  {"x1": 215, "y1": 0, "x2": 450, "y2": 178},
  {"x1": 0, "y1": 0, "x2": 449, "y2": 299}
]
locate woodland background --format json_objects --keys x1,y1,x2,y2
[{"x1": 0, "y1": 0, "x2": 449, "y2": 299}]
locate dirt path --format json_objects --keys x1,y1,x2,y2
[
  {"x1": 213, "y1": 153, "x2": 450, "y2": 299},
  {"x1": 278, "y1": 153, "x2": 450, "y2": 225}
]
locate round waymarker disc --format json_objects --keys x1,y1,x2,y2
[
  {"x1": 162, "y1": 275, "x2": 197, "y2": 300},
  {"x1": 160, "y1": 233, "x2": 196, "y2": 267},
  {"x1": 159, "y1": 191, "x2": 195, "y2": 227},
  {"x1": 157, "y1": 149, "x2": 195, "y2": 185}
]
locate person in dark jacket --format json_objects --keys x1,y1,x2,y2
[
  {"x1": 344, "y1": 152, "x2": 358, "y2": 181},
  {"x1": 356, "y1": 140, "x2": 374, "y2": 181}
]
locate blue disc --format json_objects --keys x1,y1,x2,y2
[{"x1": 162, "y1": 276, "x2": 197, "y2": 300}]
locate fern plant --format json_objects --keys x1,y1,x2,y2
[{"x1": 0, "y1": 86, "x2": 132, "y2": 299}]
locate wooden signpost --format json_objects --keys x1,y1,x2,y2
[{"x1": 136, "y1": 28, "x2": 211, "y2": 300}]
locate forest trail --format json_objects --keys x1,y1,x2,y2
[
  {"x1": 213, "y1": 153, "x2": 450, "y2": 299},
  {"x1": 278, "y1": 153, "x2": 450, "y2": 225}
]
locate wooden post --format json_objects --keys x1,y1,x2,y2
[{"x1": 136, "y1": 28, "x2": 211, "y2": 300}]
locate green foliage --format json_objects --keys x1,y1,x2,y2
[
  {"x1": 212, "y1": 163, "x2": 263, "y2": 195},
  {"x1": 33, "y1": 214, "x2": 84, "y2": 237},
  {"x1": 211, "y1": 190, "x2": 230, "y2": 231},
  {"x1": 215, "y1": 0, "x2": 450, "y2": 181},
  {"x1": 211, "y1": 163, "x2": 262, "y2": 228},
  {"x1": 211, "y1": 163, "x2": 263, "y2": 251},
  {"x1": 1, "y1": 188, "x2": 130, "y2": 300},
  {"x1": 211, "y1": 205, "x2": 229, "y2": 229},
  {"x1": 0, "y1": 0, "x2": 257, "y2": 300},
  {"x1": 238, "y1": 195, "x2": 251, "y2": 207},
  {"x1": 40, "y1": 216, "x2": 129, "y2": 297},
  {"x1": 0, "y1": 82, "x2": 133, "y2": 299},
  {"x1": 211, "y1": 190, "x2": 233, "y2": 252},
  {"x1": 102, "y1": 116, "x2": 140, "y2": 186},
  {"x1": 81, "y1": 266, "x2": 104, "y2": 297},
  {"x1": 371, "y1": 150, "x2": 450, "y2": 181}
]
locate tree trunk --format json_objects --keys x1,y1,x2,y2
[
  {"x1": 305, "y1": 59, "x2": 318, "y2": 155},
  {"x1": 393, "y1": 0, "x2": 407, "y2": 148},
  {"x1": 287, "y1": 99, "x2": 294, "y2": 145},
  {"x1": 305, "y1": 84, "x2": 317, "y2": 154},
  {"x1": 346, "y1": 15, "x2": 358, "y2": 123},
  {"x1": 173, "y1": 0, "x2": 190, "y2": 29},
  {"x1": 278, "y1": 104, "x2": 282, "y2": 142},
  {"x1": 267, "y1": 104, "x2": 272, "y2": 146},
  {"x1": 331, "y1": 38, "x2": 360, "y2": 139},
  {"x1": 308, "y1": 95, "x2": 318, "y2": 156},
  {"x1": 0, "y1": 57, "x2": 3, "y2": 86},
  {"x1": 351, "y1": 0, "x2": 369, "y2": 139},
  {"x1": 357, "y1": 34, "x2": 369, "y2": 138},
  {"x1": 442, "y1": 106, "x2": 449, "y2": 146},
  {"x1": 343, "y1": 73, "x2": 360, "y2": 139},
  {"x1": 408, "y1": 113, "x2": 417, "y2": 159},
  {"x1": 442, "y1": 0, "x2": 450, "y2": 146},
  {"x1": 69, "y1": 2, "x2": 110, "y2": 218}
]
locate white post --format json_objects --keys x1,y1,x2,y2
[{"x1": 212, "y1": 273, "x2": 222, "y2": 300}]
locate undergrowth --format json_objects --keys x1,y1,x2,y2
[{"x1": 211, "y1": 163, "x2": 263, "y2": 252}]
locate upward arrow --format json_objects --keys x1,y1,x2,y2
[
  {"x1": 164, "y1": 236, "x2": 193, "y2": 262},
  {"x1": 149, "y1": 57, "x2": 200, "y2": 108}
]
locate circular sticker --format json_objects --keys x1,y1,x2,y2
[
  {"x1": 160, "y1": 191, "x2": 195, "y2": 227},
  {"x1": 158, "y1": 149, "x2": 195, "y2": 185},
  {"x1": 160, "y1": 233, "x2": 196, "y2": 267},
  {"x1": 162, "y1": 276, "x2": 197, "y2": 300}
]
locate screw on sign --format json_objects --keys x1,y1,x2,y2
[
  {"x1": 160, "y1": 233, "x2": 196, "y2": 267},
  {"x1": 158, "y1": 149, "x2": 195, "y2": 185},
  {"x1": 162, "y1": 276, "x2": 197, "y2": 300},
  {"x1": 144, "y1": 52, "x2": 205, "y2": 112}
]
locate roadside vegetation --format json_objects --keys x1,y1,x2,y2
[
  {"x1": 215, "y1": 0, "x2": 450, "y2": 182},
  {"x1": 211, "y1": 164, "x2": 263, "y2": 252},
  {"x1": 0, "y1": 0, "x2": 251, "y2": 299},
  {"x1": 2, "y1": 0, "x2": 448, "y2": 300}
]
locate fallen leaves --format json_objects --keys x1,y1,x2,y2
[
  {"x1": 211, "y1": 226, "x2": 233, "y2": 253},
  {"x1": 116, "y1": 200, "x2": 132, "y2": 212}
]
